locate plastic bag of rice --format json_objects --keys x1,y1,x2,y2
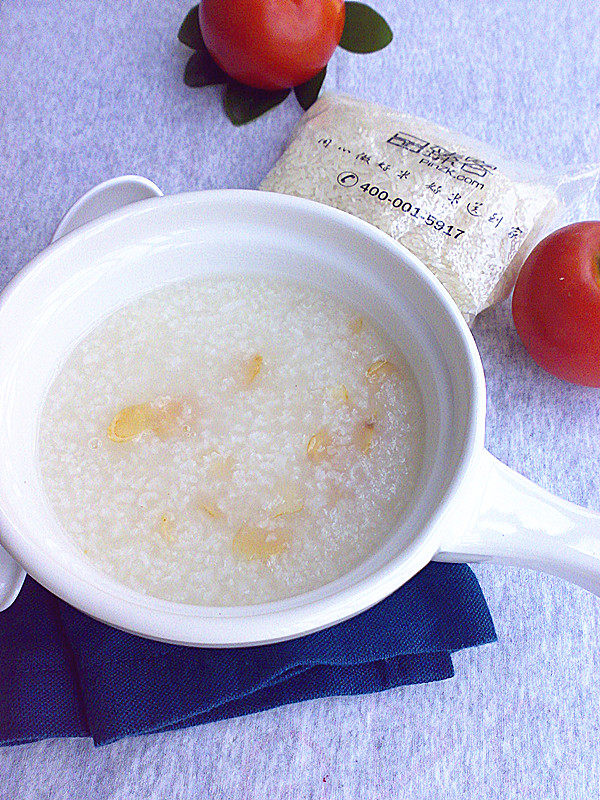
[{"x1": 261, "y1": 94, "x2": 596, "y2": 323}]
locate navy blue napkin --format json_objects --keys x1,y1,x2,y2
[{"x1": 0, "y1": 563, "x2": 495, "y2": 746}]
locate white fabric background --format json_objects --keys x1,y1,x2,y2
[{"x1": 1, "y1": 1, "x2": 600, "y2": 797}]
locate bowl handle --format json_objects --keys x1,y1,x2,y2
[
  {"x1": 0, "y1": 175, "x2": 164, "y2": 612},
  {"x1": 0, "y1": 547, "x2": 26, "y2": 611},
  {"x1": 436, "y1": 449, "x2": 600, "y2": 596},
  {"x1": 52, "y1": 175, "x2": 163, "y2": 242}
]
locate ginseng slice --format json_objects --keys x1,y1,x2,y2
[{"x1": 233, "y1": 524, "x2": 290, "y2": 561}]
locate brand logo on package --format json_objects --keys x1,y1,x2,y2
[{"x1": 387, "y1": 132, "x2": 496, "y2": 189}]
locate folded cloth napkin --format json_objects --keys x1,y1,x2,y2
[{"x1": 0, "y1": 563, "x2": 495, "y2": 747}]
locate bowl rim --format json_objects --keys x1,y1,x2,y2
[{"x1": 0, "y1": 189, "x2": 486, "y2": 646}]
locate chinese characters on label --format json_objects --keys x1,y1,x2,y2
[
  {"x1": 387, "y1": 131, "x2": 497, "y2": 179},
  {"x1": 317, "y1": 134, "x2": 518, "y2": 237}
]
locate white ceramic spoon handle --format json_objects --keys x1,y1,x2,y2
[
  {"x1": 0, "y1": 175, "x2": 163, "y2": 612},
  {"x1": 437, "y1": 449, "x2": 600, "y2": 596}
]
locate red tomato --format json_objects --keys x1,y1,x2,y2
[
  {"x1": 199, "y1": 0, "x2": 345, "y2": 90},
  {"x1": 512, "y1": 221, "x2": 600, "y2": 386}
]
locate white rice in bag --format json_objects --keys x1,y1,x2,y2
[{"x1": 260, "y1": 94, "x2": 560, "y2": 322}]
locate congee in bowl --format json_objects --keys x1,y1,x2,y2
[{"x1": 38, "y1": 276, "x2": 425, "y2": 605}]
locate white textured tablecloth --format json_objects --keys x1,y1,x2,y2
[{"x1": 1, "y1": 1, "x2": 600, "y2": 797}]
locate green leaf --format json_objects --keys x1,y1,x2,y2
[
  {"x1": 294, "y1": 67, "x2": 327, "y2": 111},
  {"x1": 179, "y1": 6, "x2": 226, "y2": 87},
  {"x1": 178, "y1": 5, "x2": 203, "y2": 50},
  {"x1": 223, "y1": 83, "x2": 290, "y2": 126},
  {"x1": 184, "y1": 51, "x2": 227, "y2": 87},
  {"x1": 339, "y1": 2, "x2": 393, "y2": 53}
]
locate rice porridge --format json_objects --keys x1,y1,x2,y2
[{"x1": 38, "y1": 277, "x2": 425, "y2": 606}]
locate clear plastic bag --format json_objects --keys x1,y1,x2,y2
[{"x1": 261, "y1": 94, "x2": 600, "y2": 323}]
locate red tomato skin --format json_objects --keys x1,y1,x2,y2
[
  {"x1": 512, "y1": 221, "x2": 600, "y2": 387},
  {"x1": 199, "y1": 0, "x2": 345, "y2": 90}
]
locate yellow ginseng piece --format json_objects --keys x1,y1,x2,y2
[
  {"x1": 107, "y1": 396, "x2": 196, "y2": 442},
  {"x1": 244, "y1": 354, "x2": 263, "y2": 386},
  {"x1": 151, "y1": 399, "x2": 185, "y2": 440},
  {"x1": 158, "y1": 511, "x2": 176, "y2": 542},
  {"x1": 306, "y1": 427, "x2": 332, "y2": 464},
  {"x1": 366, "y1": 358, "x2": 396, "y2": 384},
  {"x1": 326, "y1": 484, "x2": 345, "y2": 508},
  {"x1": 233, "y1": 524, "x2": 290, "y2": 561},
  {"x1": 271, "y1": 485, "x2": 305, "y2": 518},
  {"x1": 194, "y1": 493, "x2": 225, "y2": 521},
  {"x1": 108, "y1": 403, "x2": 153, "y2": 442},
  {"x1": 207, "y1": 451, "x2": 235, "y2": 479},
  {"x1": 354, "y1": 417, "x2": 376, "y2": 454},
  {"x1": 348, "y1": 315, "x2": 364, "y2": 335},
  {"x1": 327, "y1": 384, "x2": 350, "y2": 406}
]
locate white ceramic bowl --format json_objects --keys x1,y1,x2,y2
[{"x1": 0, "y1": 190, "x2": 599, "y2": 646}]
